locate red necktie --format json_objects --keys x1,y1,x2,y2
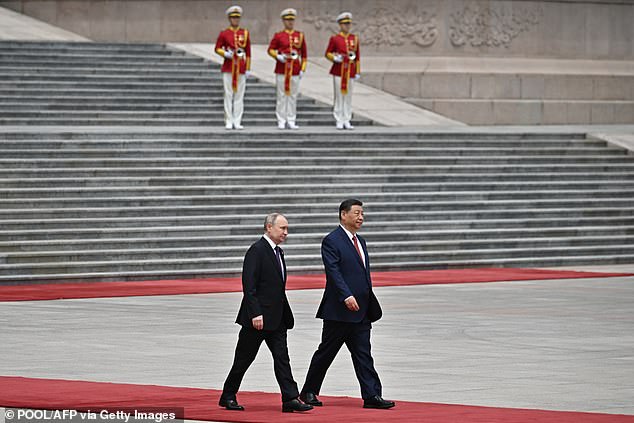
[{"x1": 352, "y1": 235, "x2": 365, "y2": 267}]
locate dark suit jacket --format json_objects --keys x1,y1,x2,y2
[
  {"x1": 236, "y1": 237, "x2": 294, "y2": 330},
  {"x1": 316, "y1": 226, "x2": 383, "y2": 323}
]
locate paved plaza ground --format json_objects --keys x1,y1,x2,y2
[{"x1": 1, "y1": 276, "x2": 633, "y2": 416}]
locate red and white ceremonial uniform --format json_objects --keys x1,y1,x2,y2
[
  {"x1": 326, "y1": 30, "x2": 360, "y2": 126},
  {"x1": 268, "y1": 29, "x2": 307, "y2": 126},
  {"x1": 215, "y1": 17, "x2": 251, "y2": 128}
]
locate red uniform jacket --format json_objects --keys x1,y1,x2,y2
[
  {"x1": 268, "y1": 30, "x2": 307, "y2": 75},
  {"x1": 214, "y1": 27, "x2": 251, "y2": 74},
  {"x1": 325, "y1": 32, "x2": 360, "y2": 78}
]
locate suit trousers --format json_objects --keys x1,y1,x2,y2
[
  {"x1": 302, "y1": 320, "x2": 382, "y2": 400},
  {"x1": 275, "y1": 74, "x2": 300, "y2": 124},
  {"x1": 333, "y1": 76, "x2": 353, "y2": 124},
  {"x1": 222, "y1": 72, "x2": 246, "y2": 126},
  {"x1": 221, "y1": 324, "x2": 299, "y2": 403}
]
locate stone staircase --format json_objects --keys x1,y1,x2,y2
[
  {"x1": 0, "y1": 41, "x2": 371, "y2": 127},
  {"x1": 1, "y1": 130, "x2": 634, "y2": 283}
]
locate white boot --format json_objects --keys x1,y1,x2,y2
[
  {"x1": 336, "y1": 122, "x2": 344, "y2": 130},
  {"x1": 277, "y1": 121, "x2": 286, "y2": 129},
  {"x1": 225, "y1": 122, "x2": 233, "y2": 130},
  {"x1": 288, "y1": 121, "x2": 299, "y2": 130},
  {"x1": 343, "y1": 121, "x2": 354, "y2": 130}
]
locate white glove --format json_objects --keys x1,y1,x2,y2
[
  {"x1": 333, "y1": 54, "x2": 343, "y2": 63},
  {"x1": 245, "y1": 70, "x2": 252, "y2": 79},
  {"x1": 299, "y1": 70, "x2": 304, "y2": 79},
  {"x1": 223, "y1": 50, "x2": 234, "y2": 59},
  {"x1": 276, "y1": 53, "x2": 286, "y2": 63},
  {"x1": 354, "y1": 73, "x2": 361, "y2": 80}
]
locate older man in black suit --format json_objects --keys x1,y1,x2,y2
[{"x1": 219, "y1": 213, "x2": 312, "y2": 413}]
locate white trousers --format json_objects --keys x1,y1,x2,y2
[
  {"x1": 333, "y1": 76, "x2": 353, "y2": 124},
  {"x1": 275, "y1": 74, "x2": 300, "y2": 124},
  {"x1": 222, "y1": 72, "x2": 246, "y2": 126}
]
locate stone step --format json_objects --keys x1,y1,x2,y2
[
  {"x1": 0, "y1": 156, "x2": 629, "y2": 169},
  {"x1": 3, "y1": 233, "x2": 631, "y2": 255},
  {"x1": 0, "y1": 111, "x2": 338, "y2": 121},
  {"x1": 2, "y1": 214, "x2": 633, "y2": 231},
  {"x1": 2, "y1": 244, "x2": 634, "y2": 278},
  {"x1": 0, "y1": 131, "x2": 584, "y2": 140},
  {"x1": 0, "y1": 61, "x2": 216, "y2": 69},
  {"x1": 0, "y1": 119, "x2": 358, "y2": 126},
  {"x1": 0, "y1": 88, "x2": 277, "y2": 96},
  {"x1": 0, "y1": 97, "x2": 318, "y2": 105},
  {"x1": 0, "y1": 41, "x2": 173, "y2": 51},
  {"x1": 2, "y1": 165, "x2": 632, "y2": 178},
  {"x1": 0, "y1": 163, "x2": 634, "y2": 178},
  {"x1": 0, "y1": 67, "x2": 220, "y2": 76},
  {"x1": 1, "y1": 205, "x2": 632, "y2": 221},
  {"x1": 0, "y1": 48, "x2": 187, "y2": 57},
  {"x1": 4, "y1": 174, "x2": 633, "y2": 189},
  {"x1": 0, "y1": 147, "x2": 623, "y2": 158},
  {"x1": 4, "y1": 235, "x2": 634, "y2": 264},
  {"x1": 0, "y1": 52, "x2": 206, "y2": 62},
  {"x1": 0, "y1": 82, "x2": 274, "y2": 90},
  {"x1": 0, "y1": 74, "x2": 223, "y2": 83},
  {"x1": 3, "y1": 182, "x2": 634, "y2": 200},
  {"x1": 2, "y1": 227, "x2": 631, "y2": 252},
  {"x1": 0, "y1": 136, "x2": 603, "y2": 148},
  {"x1": 3, "y1": 194, "x2": 632, "y2": 210},
  {"x1": 0, "y1": 103, "x2": 327, "y2": 112}
]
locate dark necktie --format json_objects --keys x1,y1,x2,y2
[
  {"x1": 275, "y1": 246, "x2": 285, "y2": 279},
  {"x1": 352, "y1": 235, "x2": 365, "y2": 267}
]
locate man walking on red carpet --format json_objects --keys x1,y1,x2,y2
[
  {"x1": 219, "y1": 213, "x2": 313, "y2": 414},
  {"x1": 300, "y1": 199, "x2": 395, "y2": 409}
]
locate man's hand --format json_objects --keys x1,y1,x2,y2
[
  {"x1": 344, "y1": 296, "x2": 360, "y2": 312},
  {"x1": 223, "y1": 50, "x2": 234, "y2": 60},
  {"x1": 333, "y1": 54, "x2": 343, "y2": 63},
  {"x1": 252, "y1": 315, "x2": 264, "y2": 330},
  {"x1": 299, "y1": 70, "x2": 304, "y2": 79},
  {"x1": 276, "y1": 53, "x2": 286, "y2": 63},
  {"x1": 354, "y1": 73, "x2": 361, "y2": 80},
  {"x1": 245, "y1": 70, "x2": 252, "y2": 79}
]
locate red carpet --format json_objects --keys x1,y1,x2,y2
[
  {"x1": 0, "y1": 269, "x2": 631, "y2": 302},
  {"x1": 1, "y1": 376, "x2": 632, "y2": 423}
]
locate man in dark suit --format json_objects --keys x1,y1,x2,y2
[
  {"x1": 219, "y1": 213, "x2": 313, "y2": 413},
  {"x1": 300, "y1": 199, "x2": 395, "y2": 409}
]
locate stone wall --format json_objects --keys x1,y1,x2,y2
[{"x1": 1, "y1": 0, "x2": 633, "y2": 60}]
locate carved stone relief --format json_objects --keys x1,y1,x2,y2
[
  {"x1": 449, "y1": 5, "x2": 541, "y2": 48},
  {"x1": 302, "y1": 7, "x2": 439, "y2": 48}
]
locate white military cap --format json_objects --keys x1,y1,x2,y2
[
  {"x1": 280, "y1": 8, "x2": 297, "y2": 19},
  {"x1": 336, "y1": 12, "x2": 352, "y2": 23},
  {"x1": 226, "y1": 5, "x2": 243, "y2": 17}
]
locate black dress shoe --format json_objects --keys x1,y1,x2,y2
[
  {"x1": 300, "y1": 392, "x2": 323, "y2": 407},
  {"x1": 218, "y1": 398, "x2": 244, "y2": 411},
  {"x1": 282, "y1": 398, "x2": 313, "y2": 413},
  {"x1": 363, "y1": 395, "x2": 395, "y2": 409}
]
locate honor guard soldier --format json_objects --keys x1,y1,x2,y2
[
  {"x1": 325, "y1": 12, "x2": 360, "y2": 130},
  {"x1": 215, "y1": 5, "x2": 251, "y2": 130},
  {"x1": 268, "y1": 8, "x2": 308, "y2": 130}
]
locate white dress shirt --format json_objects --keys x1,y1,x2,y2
[
  {"x1": 340, "y1": 224, "x2": 366, "y2": 267},
  {"x1": 263, "y1": 233, "x2": 284, "y2": 279}
]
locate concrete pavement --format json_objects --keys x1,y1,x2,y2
[{"x1": 1, "y1": 276, "x2": 633, "y2": 415}]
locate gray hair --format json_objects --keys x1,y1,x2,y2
[{"x1": 263, "y1": 212, "x2": 286, "y2": 230}]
